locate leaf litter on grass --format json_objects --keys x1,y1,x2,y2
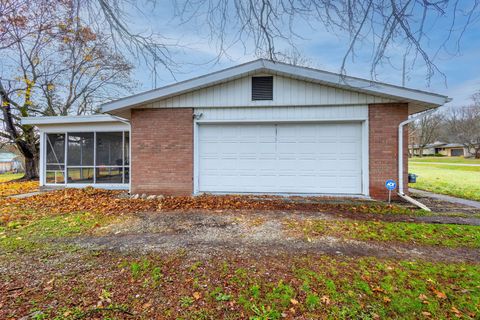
[{"x1": 0, "y1": 187, "x2": 417, "y2": 226}]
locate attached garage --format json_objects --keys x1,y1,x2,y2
[
  {"x1": 450, "y1": 148, "x2": 464, "y2": 157},
  {"x1": 23, "y1": 59, "x2": 450, "y2": 200},
  {"x1": 197, "y1": 122, "x2": 363, "y2": 195}
]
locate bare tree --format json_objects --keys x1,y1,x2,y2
[
  {"x1": 0, "y1": 0, "x2": 133, "y2": 179},
  {"x1": 171, "y1": 0, "x2": 479, "y2": 83},
  {"x1": 49, "y1": 1, "x2": 478, "y2": 85},
  {"x1": 260, "y1": 49, "x2": 315, "y2": 68},
  {"x1": 446, "y1": 105, "x2": 480, "y2": 158},
  {"x1": 472, "y1": 91, "x2": 480, "y2": 105},
  {"x1": 74, "y1": 0, "x2": 180, "y2": 76},
  {"x1": 409, "y1": 112, "x2": 444, "y2": 157}
]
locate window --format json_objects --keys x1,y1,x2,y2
[
  {"x1": 252, "y1": 76, "x2": 273, "y2": 100},
  {"x1": 45, "y1": 131, "x2": 129, "y2": 185}
]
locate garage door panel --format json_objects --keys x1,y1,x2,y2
[{"x1": 198, "y1": 123, "x2": 363, "y2": 194}]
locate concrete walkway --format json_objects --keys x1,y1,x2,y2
[
  {"x1": 409, "y1": 188, "x2": 480, "y2": 209},
  {"x1": 410, "y1": 162, "x2": 480, "y2": 167},
  {"x1": 9, "y1": 191, "x2": 42, "y2": 199}
]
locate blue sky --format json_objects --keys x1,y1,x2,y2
[{"x1": 126, "y1": 2, "x2": 480, "y2": 108}]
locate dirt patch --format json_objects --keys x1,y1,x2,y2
[{"x1": 68, "y1": 211, "x2": 480, "y2": 263}]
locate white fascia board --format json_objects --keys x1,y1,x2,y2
[
  {"x1": 262, "y1": 60, "x2": 450, "y2": 106},
  {"x1": 21, "y1": 114, "x2": 126, "y2": 125},
  {"x1": 101, "y1": 59, "x2": 450, "y2": 113}
]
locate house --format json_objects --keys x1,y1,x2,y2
[
  {"x1": 410, "y1": 141, "x2": 470, "y2": 157},
  {"x1": 435, "y1": 143, "x2": 470, "y2": 157},
  {"x1": 0, "y1": 152, "x2": 22, "y2": 173},
  {"x1": 21, "y1": 59, "x2": 450, "y2": 200}
]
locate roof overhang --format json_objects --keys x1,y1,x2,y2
[
  {"x1": 101, "y1": 59, "x2": 451, "y2": 115},
  {"x1": 21, "y1": 114, "x2": 128, "y2": 126}
]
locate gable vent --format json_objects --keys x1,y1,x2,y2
[{"x1": 252, "y1": 76, "x2": 273, "y2": 100}]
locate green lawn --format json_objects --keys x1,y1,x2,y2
[
  {"x1": 0, "y1": 172, "x2": 24, "y2": 183},
  {"x1": 285, "y1": 219, "x2": 480, "y2": 248},
  {"x1": 1, "y1": 188, "x2": 480, "y2": 319},
  {"x1": 409, "y1": 163, "x2": 480, "y2": 201},
  {"x1": 410, "y1": 156, "x2": 480, "y2": 164},
  {"x1": 2, "y1": 211, "x2": 480, "y2": 319}
]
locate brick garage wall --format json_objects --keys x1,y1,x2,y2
[
  {"x1": 131, "y1": 108, "x2": 193, "y2": 195},
  {"x1": 369, "y1": 103, "x2": 409, "y2": 200}
]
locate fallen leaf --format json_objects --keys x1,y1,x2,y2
[
  {"x1": 451, "y1": 306, "x2": 462, "y2": 316},
  {"x1": 431, "y1": 288, "x2": 447, "y2": 299},
  {"x1": 418, "y1": 294, "x2": 428, "y2": 300},
  {"x1": 290, "y1": 298, "x2": 299, "y2": 305},
  {"x1": 373, "y1": 286, "x2": 386, "y2": 293},
  {"x1": 193, "y1": 292, "x2": 201, "y2": 300}
]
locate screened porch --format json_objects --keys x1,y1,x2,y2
[{"x1": 44, "y1": 131, "x2": 130, "y2": 187}]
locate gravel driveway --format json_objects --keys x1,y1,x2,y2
[{"x1": 68, "y1": 211, "x2": 480, "y2": 263}]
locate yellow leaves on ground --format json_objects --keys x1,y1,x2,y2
[
  {"x1": 0, "y1": 188, "x2": 155, "y2": 225},
  {"x1": 0, "y1": 186, "x2": 418, "y2": 227},
  {"x1": 320, "y1": 295, "x2": 331, "y2": 305},
  {"x1": 0, "y1": 180, "x2": 38, "y2": 197},
  {"x1": 193, "y1": 292, "x2": 201, "y2": 300}
]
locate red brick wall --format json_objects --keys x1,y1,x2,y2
[
  {"x1": 131, "y1": 108, "x2": 193, "y2": 195},
  {"x1": 369, "y1": 103, "x2": 409, "y2": 200}
]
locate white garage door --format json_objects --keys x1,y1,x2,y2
[{"x1": 198, "y1": 122, "x2": 363, "y2": 194}]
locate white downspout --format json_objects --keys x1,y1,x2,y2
[
  {"x1": 397, "y1": 109, "x2": 436, "y2": 211},
  {"x1": 110, "y1": 115, "x2": 132, "y2": 194}
]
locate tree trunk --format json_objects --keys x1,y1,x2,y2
[
  {"x1": 24, "y1": 156, "x2": 39, "y2": 180},
  {"x1": 419, "y1": 148, "x2": 424, "y2": 157}
]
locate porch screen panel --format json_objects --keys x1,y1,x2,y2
[
  {"x1": 67, "y1": 133, "x2": 94, "y2": 183},
  {"x1": 45, "y1": 133, "x2": 65, "y2": 184},
  {"x1": 96, "y1": 132, "x2": 123, "y2": 166},
  {"x1": 96, "y1": 132, "x2": 123, "y2": 183}
]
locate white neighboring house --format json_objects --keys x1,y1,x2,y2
[{"x1": 0, "y1": 152, "x2": 23, "y2": 173}]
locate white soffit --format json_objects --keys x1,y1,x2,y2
[{"x1": 101, "y1": 59, "x2": 451, "y2": 113}]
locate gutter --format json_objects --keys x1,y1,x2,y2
[
  {"x1": 109, "y1": 115, "x2": 130, "y2": 126},
  {"x1": 398, "y1": 109, "x2": 437, "y2": 211}
]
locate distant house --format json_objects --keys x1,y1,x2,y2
[
  {"x1": 410, "y1": 141, "x2": 470, "y2": 157},
  {"x1": 0, "y1": 152, "x2": 23, "y2": 173}
]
